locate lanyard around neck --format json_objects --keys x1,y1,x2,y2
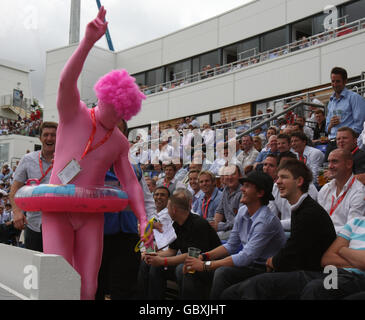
[
  {"x1": 81, "y1": 108, "x2": 114, "y2": 160},
  {"x1": 329, "y1": 176, "x2": 356, "y2": 216},
  {"x1": 38, "y1": 152, "x2": 53, "y2": 183}
]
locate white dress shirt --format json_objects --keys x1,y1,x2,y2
[
  {"x1": 294, "y1": 145, "x2": 324, "y2": 183},
  {"x1": 237, "y1": 147, "x2": 259, "y2": 170},
  {"x1": 318, "y1": 174, "x2": 365, "y2": 233},
  {"x1": 269, "y1": 183, "x2": 318, "y2": 231}
]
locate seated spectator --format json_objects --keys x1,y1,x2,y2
[
  {"x1": 268, "y1": 151, "x2": 318, "y2": 232},
  {"x1": 137, "y1": 188, "x2": 221, "y2": 300},
  {"x1": 192, "y1": 171, "x2": 222, "y2": 219},
  {"x1": 237, "y1": 135, "x2": 259, "y2": 172},
  {"x1": 236, "y1": 217, "x2": 365, "y2": 300},
  {"x1": 295, "y1": 116, "x2": 314, "y2": 141},
  {"x1": 210, "y1": 164, "x2": 243, "y2": 241},
  {"x1": 318, "y1": 149, "x2": 365, "y2": 233},
  {"x1": 255, "y1": 135, "x2": 279, "y2": 167},
  {"x1": 290, "y1": 131, "x2": 324, "y2": 183},
  {"x1": 0, "y1": 165, "x2": 12, "y2": 182},
  {"x1": 145, "y1": 177, "x2": 156, "y2": 194},
  {"x1": 174, "y1": 163, "x2": 188, "y2": 182},
  {"x1": 277, "y1": 133, "x2": 291, "y2": 154},
  {"x1": 312, "y1": 109, "x2": 328, "y2": 145},
  {"x1": 220, "y1": 159, "x2": 337, "y2": 299},
  {"x1": 265, "y1": 159, "x2": 336, "y2": 272},
  {"x1": 253, "y1": 136, "x2": 263, "y2": 152},
  {"x1": 153, "y1": 186, "x2": 170, "y2": 215},
  {"x1": 184, "y1": 171, "x2": 286, "y2": 300},
  {"x1": 252, "y1": 127, "x2": 266, "y2": 145},
  {"x1": 156, "y1": 164, "x2": 184, "y2": 194},
  {"x1": 336, "y1": 127, "x2": 365, "y2": 184},
  {"x1": 187, "y1": 169, "x2": 203, "y2": 208}
]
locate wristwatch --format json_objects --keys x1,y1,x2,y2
[{"x1": 204, "y1": 261, "x2": 212, "y2": 271}]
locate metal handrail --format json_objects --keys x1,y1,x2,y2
[
  {"x1": 140, "y1": 16, "x2": 365, "y2": 96},
  {"x1": 235, "y1": 101, "x2": 325, "y2": 141}
]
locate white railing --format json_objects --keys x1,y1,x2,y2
[{"x1": 140, "y1": 16, "x2": 365, "y2": 96}]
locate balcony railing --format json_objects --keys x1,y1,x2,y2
[{"x1": 139, "y1": 17, "x2": 365, "y2": 96}]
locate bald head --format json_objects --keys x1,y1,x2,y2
[{"x1": 330, "y1": 148, "x2": 353, "y2": 161}]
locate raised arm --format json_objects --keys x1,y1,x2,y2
[{"x1": 57, "y1": 6, "x2": 108, "y2": 120}]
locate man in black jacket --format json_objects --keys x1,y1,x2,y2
[{"x1": 221, "y1": 159, "x2": 336, "y2": 299}]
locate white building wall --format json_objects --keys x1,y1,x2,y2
[
  {"x1": 43, "y1": 0, "x2": 356, "y2": 125},
  {"x1": 0, "y1": 135, "x2": 41, "y2": 165},
  {"x1": 116, "y1": 0, "x2": 351, "y2": 74},
  {"x1": 0, "y1": 61, "x2": 31, "y2": 98},
  {"x1": 128, "y1": 29, "x2": 365, "y2": 127}
]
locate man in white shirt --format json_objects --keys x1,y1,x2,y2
[
  {"x1": 237, "y1": 135, "x2": 259, "y2": 172},
  {"x1": 318, "y1": 149, "x2": 365, "y2": 233},
  {"x1": 290, "y1": 131, "x2": 324, "y2": 183}
]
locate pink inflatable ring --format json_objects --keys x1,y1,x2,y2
[{"x1": 15, "y1": 182, "x2": 128, "y2": 213}]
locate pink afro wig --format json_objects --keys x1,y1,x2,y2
[{"x1": 94, "y1": 69, "x2": 146, "y2": 121}]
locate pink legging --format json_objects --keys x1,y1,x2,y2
[{"x1": 42, "y1": 212, "x2": 104, "y2": 300}]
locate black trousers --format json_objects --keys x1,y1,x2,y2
[
  {"x1": 227, "y1": 269, "x2": 365, "y2": 300},
  {"x1": 95, "y1": 231, "x2": 141, "y2": 300},
  {"x1": 24, "y1": 226, "x2": 43, "y2": 252}
]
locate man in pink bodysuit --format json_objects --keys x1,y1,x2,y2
[{"x1": 42, "y1": 7, "x2": 149, "y2": 300}]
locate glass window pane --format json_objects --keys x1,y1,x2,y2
[
  {"x1": 313, "y1": 13, "x2": 326, "y2": 34},
  {"x1": 166, "y1": 60, "x2": 191, "y2": 81},
  {"x1": 133, "y1": 73, "x2": 145, "y2": 86},
  {"x1": 262, "y1": 27, "x2": 287, "y2": 52},
  {"x1": 292, "y1": 17, "x2": 313, "y2": 41},
  {"x1": 237, "y1": 37, "x2": 259, "y2": 58},
  {"x1": 0, "y1": 143, "x2": 9, "y2": 164},
  {"x1": 192, "y1": 57, "x2": 199, "y2": 74},
  {"x1": 344, "y1": 0, "x2": 365, "y2": 22},
  {"x1": 200, "y1": 50, "x2": 219, "y2": 71},
  {"x1": 146, "y1": 68, "x2": 163, "y2": 87}
]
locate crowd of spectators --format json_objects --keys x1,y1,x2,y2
[
  {"x1": 0, "y1": 118, "x2": 42, "y2": 137},
  {"x1": 2, "y1": 66, "x2": 365, "y2": 300},
  {"x1": 139, "y1": 20, "x2": 358, "y2": 96}
]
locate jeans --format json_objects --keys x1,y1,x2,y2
[
  {"x1": 232, "y1": 269, "x2": 365, "y2": 300},
  {"x1": 211, "y1": 264, "x2": 266, "y2": 300}
]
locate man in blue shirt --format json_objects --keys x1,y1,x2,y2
[
  {"x1": 184, "y1": 171, "x2": 286, "y2": 299},
  {"x1": 192, "y1": 171, "x2": 222, "y2": 219},
  {"x1": 325, "y1": 67, "x2": 365, "y2": 159}
]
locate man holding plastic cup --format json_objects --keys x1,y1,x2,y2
[
  {"x1": 325, "y1": 67, "x2": 365, "y2": 159},
  {"x1": 184, "y1": 171, "x2": 286, "y2": 299},
  {"x1": 137, "y1": 188, "x2": 221, "y2": 300}
]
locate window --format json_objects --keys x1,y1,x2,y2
[
  {"x1": 261, "y1": 27, "x2": 287, "y2": 52},
  {"x1": 0, "y1": 143, "x2": 9, "y2": 164},
  {"x1": 237, "y1": 37, "x2": 260, "y2": 59},
  {"x1": 192, "y1": 57, "x2": 200, "y2": 74},
  {"x1": 212, "y1": 112, "x2": 221, "y2": 125},
  {"x1": 292, "y1": 17, "x2": 313, "y2": 41},
  {"x1": 146, "y1": 68, "x2": 164, "y2": 87},
  {"x1": 166, "y1": 59, "x2": 191, "y2": 82},
  {"x1": 313, "y1": 13, "x2": 327, "y2": 34},
  {"x1": 200, "y1": 50, "x2": 219, "y2": 70},
  {"x1": 133, "y1": 73, "x2": 145, "y2": 86},
  {"x1": 343, "y1": 0, "x2": 365, "y2": 22}
]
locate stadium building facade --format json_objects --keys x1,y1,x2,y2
[{"x1": 43, "y1": 0, "x2": 365, "y2": 134}]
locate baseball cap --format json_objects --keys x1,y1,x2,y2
[{"x1": 239, "y1": 171, "x2": 274, "y2": 200}]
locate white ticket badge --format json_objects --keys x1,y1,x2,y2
[{"x1": 57, "y1": 159, "x2": 82, "y2": 185}]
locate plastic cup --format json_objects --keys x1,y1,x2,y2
[{"x1": 187, "y1": 247, "x2": 201, "y2": 274}]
